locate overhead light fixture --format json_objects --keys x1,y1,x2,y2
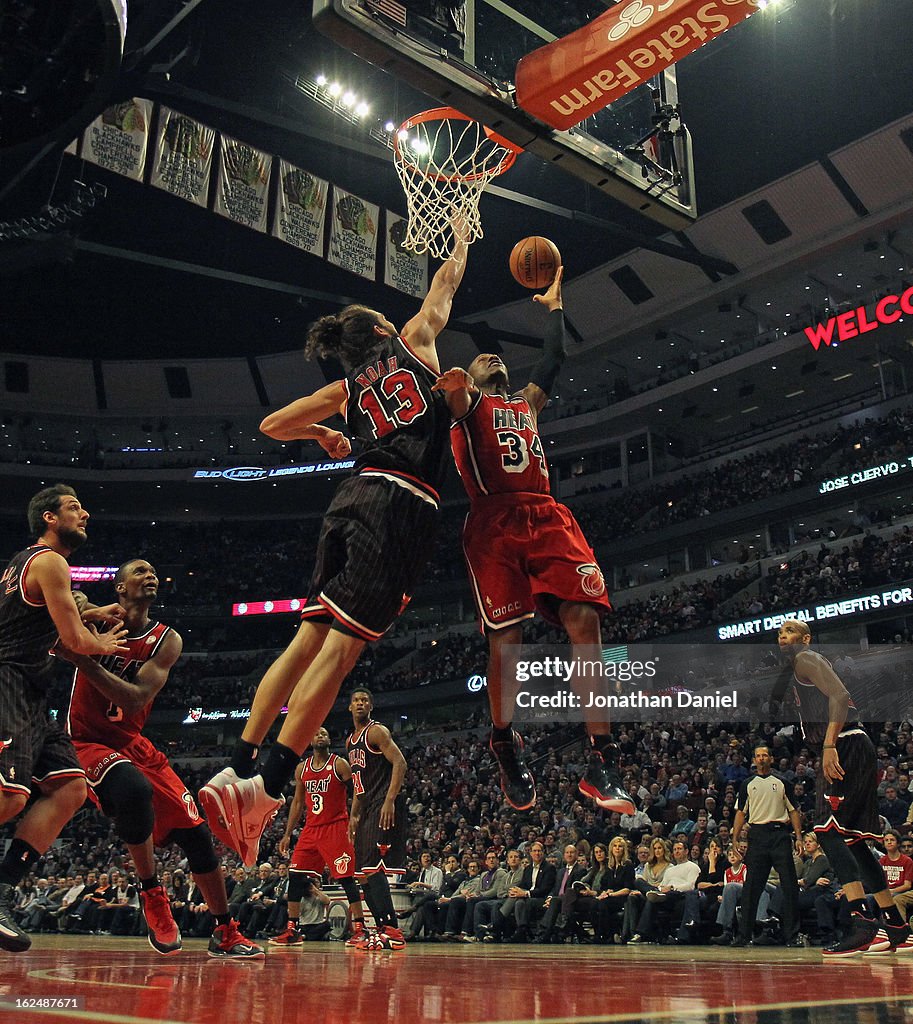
[
  {"x1": 785, "y1": 389, "x2": 804, "y2": 398},
  {"x1": 833, "y1": 373, "x2": 853, "y2": 382}
]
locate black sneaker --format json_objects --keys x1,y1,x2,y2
[
  {"x1": 709, "y1": 931, "x2": 733, "y2": 946},
  {"x1": 0, "y1": 882, "x2": 31, "y2": 953},
  {"x1": 490, "y1": 730, "x2": 536, "y2": 810},
  {"x1": 730, "y1": 935, "x2": 750, "y2": 947},
  {"x1": 822, "y1": 915, "x2": 889, "y2": 958},
  {"x1": 578, "y1": 754, "x2": 635, "y2": 813},
  {"x1": 883, "y1": 920, "x2": 912, "y2": 950}
]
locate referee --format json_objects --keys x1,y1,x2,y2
[{"x1": 731, "y1": 743, "x2": 803, "y2": 947}]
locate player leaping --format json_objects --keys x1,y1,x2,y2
[
  {"x1": 200, "y1": 229, "x2": 469, "y2": 866},
  {"x1": 433, "y1": 267, "x2": 633, "y2": 815}
]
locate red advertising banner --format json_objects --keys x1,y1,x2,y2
[{"x1": 515, "y1": 0, "x2": 760, "y2": 131}]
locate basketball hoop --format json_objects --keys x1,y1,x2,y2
[{"x1": 393, "y1": 107, "x2": 521, "y2": 260}]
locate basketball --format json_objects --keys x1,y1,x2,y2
[{"x1": 509, "y1": 236, "x2": 561, "y2": 289}]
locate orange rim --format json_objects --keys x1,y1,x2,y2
[{"x1": 393, "y1": 106, "x2": 521, "y2": 183}]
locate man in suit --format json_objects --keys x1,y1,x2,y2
[
  {"x1": 495, "y1": 840, "x2": 556, "y2": 943},
  {"x1": 534, "y1": 844, "x2": 587, "y2": 942},
  {"x1": 236, "y1": 863, "x2": 278, "y2": 938}
]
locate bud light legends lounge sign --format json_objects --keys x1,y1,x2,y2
[{"x1": 193, "y1": 459, "x2": 355, "y2": 481}]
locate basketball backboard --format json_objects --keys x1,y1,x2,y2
[{"x1": 313, "y1": 0, "x2": 697, "y2": 229}]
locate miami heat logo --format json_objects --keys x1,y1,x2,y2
[
  {"x1": 576, "y1": 564, "x2": 605, "y2": 598},
  {"x1": 334, "y1": 852, "x2": 352, "y2": 874},
  {"x1": 182, "y1": 790, "x2": 201, "y2": 821}
]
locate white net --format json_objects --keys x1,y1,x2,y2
[{"x1": 393, "y1": 109, "x2": 518, "y2": 260}]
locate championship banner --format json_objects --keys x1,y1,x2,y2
[
  {"x1": 272, "y1": 159, "x2": 329, "y2": 256},
  {"x1": 150, "y1": 106, "x2": 215, "y2": 207},
  {"x1": 384, "y1": 211, "x2": 427, "y2": 298},
  {"x1": 81, "y1": 98, "x2": 152, "y2": 181},
  {"x1": 214, "y1": 134, "x2": 272, "y2": 232},
  {"x1": 328, "y1": 186, "x2": 379, "y2": 281},
  {"x1": 516, "y1": 0, "x2": 761, "y2": 131}
]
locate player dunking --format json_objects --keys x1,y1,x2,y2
[
  {"x1": 0, "y1": 485, "x2": 128, "y2": 953},
  {"x1": 273, "y1": 726, "x2": 366, "y2": 947},
  {"x1": 779, "y1": 619, "x2": 912, "y2": 956},
  {"x1": 434, "y1": 268, "x2": 633, "y2": 814},
  {"x1": 62, "y1": 559, "x2": 263, "y2": 959},
  {"x1": 345, "y1": 687, "x2": 407, "y2": 950},
  {"x1": 200, "y1": 230, "x2": 468, "y2": 866}
]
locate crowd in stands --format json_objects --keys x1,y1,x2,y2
[{"x1": 8, "y1": 712, "x2": 913, "y2": 947}]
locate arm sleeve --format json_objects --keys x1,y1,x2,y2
[{"x1": 528, "y1": 309, "x2": 567, "y2": 397}]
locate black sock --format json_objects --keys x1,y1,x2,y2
[
  {"x1": 0, "y1": 838, "x2": 40, "y2": 887},
  {"x1": 215, "y1": 912, "x2": 231, "y2": 927},
  {"x1": 261, "y1": 742, "x2": 300, "y2": 799},
  {"x1": 230, "y1": 739, "x2": 260, "y2": 779},
  {"x1": 848, "y1": 898, "x2": 869, "y2": 917},
  {"x1": 590, "y1": 736, "x2": 618, "y2": 767},
  {"x1": 491, "y1": 724, "x2": 513, "y2": 743},
  {"x1": 881, "y1": 904, "x2": 905, "y2": 926},
  {"x1": 139, "y1": 875, "x2": 160, "y2": 892}
]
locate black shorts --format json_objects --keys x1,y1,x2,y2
[
  {"x1": 0, "y1": 664, "x2": 85, "y2": 797},
  {"x1": 300, "y1": 474, "x2": 438, "y2": 642},
  {"x1": 813, "y1": 730, "x2": 881, "y2": 842},
  {"x1": 354, "y1": 794, "x2": 407, "y2": 877}
]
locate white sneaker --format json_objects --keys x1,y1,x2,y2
[
  {"x1": 222, "y1": 774, "x2": 284, "y2": 867},
  {"x1": 198, "y1": 767, "x2": 241, "y2": 853}
]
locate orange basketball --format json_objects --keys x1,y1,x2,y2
[{"x1": 509, "y1": 236, "x2": 561, "y2": 289}]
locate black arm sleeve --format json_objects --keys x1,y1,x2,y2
[{"x1": 528, "y1": 308, "x2": 567, "y2": 397}]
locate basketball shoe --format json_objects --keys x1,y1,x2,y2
[
  {"x1": 208, "y1": 919, "x2": 265, "y2": 958},
  {"x1": 822, "y1": 914, "x2": 891, "y2": 957},
  {"x1": 0, "y1": 882, "x2": 31, "y2": 953},
  {"x1": 352, "y1": 926, "x2": 379, "y2": 950},
  {"x1": 220, "y1": 774, "x2": 285, "y2": 868},
  {"x1": 375, "y1": 925, "x2": 406, "y2": 950},
  {"x1": 140, "y1": 885, "x2": 182, "y2": 956},
  {"x1": 198, "y1": 766, "x2": 242, "y2": 853},
  {"x1": 345, "y1": 921, "x2": 369, "y2": 947},
  {"x1": 269, "y1": 923, "x2": 304, "y2": 947},
  {"x1": 578, "y1": 752, "x2": 635, "y2": 814},
  {"x1": 878, "y1": 919, "x2": 912, "y2": 954},
  {"x1": 490, "y1": 729, "x2": 536, "y2": 811}
]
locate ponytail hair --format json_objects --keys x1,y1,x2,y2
[{"x1": 304, "y1": 305, "x2": 390, "y2": 371}]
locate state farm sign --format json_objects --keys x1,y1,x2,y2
[{"x1": 516, "y1": 0, "x2": 760, "y2": 131}]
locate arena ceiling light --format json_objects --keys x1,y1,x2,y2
[{"x1": 0, "y1": 0, "x2": 126, "y2": 155}]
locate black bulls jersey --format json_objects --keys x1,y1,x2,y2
[
  {"x1": 342, "y1": 334, "x2": 450, "y2": 494},
  {"x1": 0, "y1": 546, "x2": 59, "y2": 678},
  {"x1": 346, "y1": 719, "x2": 391, "y2": 807},
  {"x1": 793, "y1": 650, "x2": 861, "y2": 748}
]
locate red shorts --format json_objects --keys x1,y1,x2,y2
[
  {"x1": 463, "y1": 493, "x2": 611, "y2": 631},
  {"x1": 290, "y1": 818, "x2": 356, "y2": 878},
  {"x1": 73, "y1": 734, "x2": 202, "y2": 846}
]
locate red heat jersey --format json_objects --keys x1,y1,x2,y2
[
  {"x1": 67, "y1": 621, "x2": 172, "y2": 747},
  {"x1": 450, "y1": 392, "x2": 550, "y2": 501},
  {"x1": 300, "y1": 753, "x2": 348, "y2": 828}
]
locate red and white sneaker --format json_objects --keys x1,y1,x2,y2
[
  {"x1": 269, "y1": 924, "x2": 304, "y2": 947},
  {"x1": 221, "y1": 774, "x2": 285, "y2": 868},
  {"x1": 140, "y1": 886, "x2": 182, "y2": 956},
  {"x1": 208, "y1": 919, "x2": 265, "y2": 959},
  {"x1": 893, "y1": 936, "x2": 913, "y2": 954},
  {"x1": 345, "y1": 921, "x2": 369, "y2": 948},
  {"x1": 823, "y1": 916, "x2": 890, "y2": 957},
  {"x1": 198, "y1": 767, "x2": 242, "y2": 853},
  {"x1": 375, "y1": 925, "x2": 406, "y2": 950}
]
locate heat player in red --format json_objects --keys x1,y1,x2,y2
[
  {"x1": 62, "y1": 559, "x2": 262, "y2": 959},
  {"x1": 437, "y1": 268, "x2": 633, "y2": 817},
  {"x1": 273, "y1": 726, "x2": 364, "y2": 945}
]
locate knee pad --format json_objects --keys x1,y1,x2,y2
[
  {"x1": 95, "y1": 763, "x2": 154, "y2": 846},
  {"x1": 340, "y1": 877, "x2": 360, "y2": 905},
  {"x1": 288, "y1": 870, "x2": 318, "y2": 902},
  {"x1": 171, "y1": 824, "x2": 219, "y2": 875},
  {"x1": 817, "y1": 829, "x2": 868, "y2": 888}
]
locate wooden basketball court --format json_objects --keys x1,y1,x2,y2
[{"x1": 3, "y1": 937, "x2": 912, "y2": 1024}]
